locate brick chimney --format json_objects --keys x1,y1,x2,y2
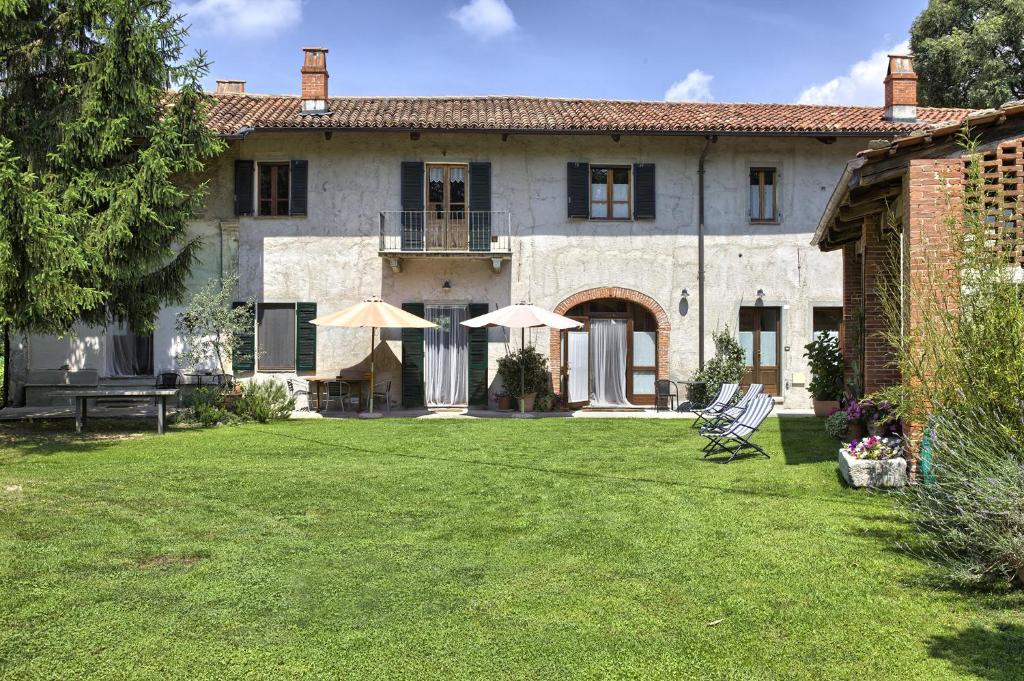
[
  {"x1": 884, "y1": 55, "x2": 917, "y2": 122},
  {"x1": 215, "y1": 79, "x2": 246, "y2": 94},
  {"x1": 301, "y1": 47, "x2": 329, "y2": 113}
]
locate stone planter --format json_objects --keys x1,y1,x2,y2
[
  {"x1": 813, "y1": 400, "x2": 840, "y2": 417},
  {"x1": 838, "y1": 450, "x2": 907, "y2": 489}
]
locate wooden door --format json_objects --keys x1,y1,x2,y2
[
  {"x1": 739, "y1": 307, "x2": 781, "y2": 395},
  {"x1": 426, "y1": 164, "x2": 468, "y2": 250}
]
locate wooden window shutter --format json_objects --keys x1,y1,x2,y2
[
  {"x1": 231, "y1": 301, "x2": 256, "y2": 372},
  {"x1": 400, "y1": 161, "x2": 425, "y2": 250},
  {"x1": 567, "y1": 162, "x2": 590, "y2": 218},
  {"x1": 295, "y1": 302, "x2": 317, "y2": 372},
  {"x1": 234, "y1": 160, "x2": 254, "y2": 216},
  {"x1": 633, "y1": 163, "x2": 656, "y2": 219},
  {"x1": 290, "y1": 160, "x2": 308, "y2": 216},
  {"x1": 467, "y1": 303, "x2": 489, "y2": 406},
  {"x1": 401, "y1": 302, "x2": 426, "y2": 407},
  {"x1": 468, "y1": 162, "x2": 492, "y2": 252}
]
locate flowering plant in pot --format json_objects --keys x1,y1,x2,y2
[
  {"x1": 804, "y1": 333, "x2": 844, "y2": 416},
  {"x1": 843, "y1": 400, "x2": 868, "y2": 440},
  {"x1": 859, "y1": 399, "x2": 900, "y2": 436},
  {"x1": 838, "y1": 435, "x2": 907, "y2": 488}
]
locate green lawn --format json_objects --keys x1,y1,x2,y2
[{"x1": 1, "y1": 416, "x2": 1021, "y2": 679}]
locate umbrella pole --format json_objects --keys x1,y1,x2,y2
[
  {"x1": 520, "y1": 327, "x2": 525, "y2": 414},
  {"x1": 368, "y1": 327, "x2": 376, "y2": 414}
]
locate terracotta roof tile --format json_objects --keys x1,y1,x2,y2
[{"x1": 206, "y1": 93, "x2": 971, "y2": 137}]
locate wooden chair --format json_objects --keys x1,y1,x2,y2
[{"x1": 372, "y1": 380, "x2": 392, "y2": 414}]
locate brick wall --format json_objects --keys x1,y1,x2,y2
[
  {"x1": 841, "y1": 242, "x2": 862, "y2": 389},
  {"x1": 860, "y1": 214, "x2": 901, "y2": 394}
]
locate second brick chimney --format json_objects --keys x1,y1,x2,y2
[
  {"x1": 215, "y1": 79, "x2": 246, "y2": 94},
  {"x1": 884, "y1": 54, "x2": 917, "y2": 122},
  {"x1": 301, "y1": 47, "x2": 329, "y2": 113}
]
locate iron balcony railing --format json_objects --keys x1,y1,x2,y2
[{"x1": 379, "y1": 211, "x2": 512, "y2": 254}]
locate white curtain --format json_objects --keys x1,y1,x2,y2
[
  {"x1": 567, "y1": 331, "x2": 589, "y2": 403},
  {"x1": 425, "y1": 305, "x2": 468, "y2": 406},
  {"x1": 590, "y1": 319, "x2": 630, "y2": 406}
]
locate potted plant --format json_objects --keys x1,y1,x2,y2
[
  {"x1": 495, "y1": 390, "x2": 513, "y2": 412},
  {"x1": 860, "y1": 399, "x2": 900, "y2": 437},
  {"x1": 824, "y1": 408, "x2": 849, "y2": 440},
  {"x1": 843, "y1": 400, "x2": 867, "y2": 441},
  {"x1": 838, "y1": 435, "x2": 907, "y2": 488},
  {"x1": 496, "y1": 346, "x2": 551, "y2": 412},
  {"x1": 804, "y1": 333, "x2": 844, "y2": 417}
]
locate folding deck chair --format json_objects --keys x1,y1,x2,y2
[
  {"x1": 699, "y1": 384, "x2": 763, "y2": 434},
  {"x1": 690, "y1": 383, "x2": 739, "y2": 429},
  {"x1": 700, "y1": 394, "x2": 775, "y2": 463}
]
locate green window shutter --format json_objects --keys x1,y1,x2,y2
[
  {"x1": 231, "y1": 301, "x2": 255, "y2": 373},
  {"x1": 567, "y1": 162, "x2": 590, "y2": 218},
  {"x1": 401, "y1": 302, "x2": 425, "y2": 407},
  {"x1": 295, "y1": 302, "x2": 317, "y2": 372},
  {"x1": 400, "y1": 161, "x2": 425, "y2": 250},
  {"x1": 290, "y1": 160, "x2": 308, "y2": 216},
  {"x1": 234, "y1": 160, "x2": 254, "y2": 216},
  {"x1": 468, "y1": 162, "x2": 491, "y2": 251},
  {"x1": 468, "y1": 303, "x2": 489, "y2": 407},
  {"x1": 633, "y1": 163, "x2": 656, "y2": 219}
]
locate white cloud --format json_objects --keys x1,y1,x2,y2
[
  {"x1": 449, "y1": 0, "x2": 517, "y2": 39},
  {"x1": 797, "y1": 40, "x2": 910, "y2": 105},
  {"x1": 664, "y1": 70, "x2": 714, "y2": 102},
  {"x1": 179, "y1": 0, "x2": 301, "y2": 36}
]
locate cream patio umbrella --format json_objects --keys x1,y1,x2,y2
[
  {"x1": 310, "y1": 297, "x2": 435, "y2": 416},
  {"x1": 462, "y1": 302, "x2": 582, "y2": 414}
]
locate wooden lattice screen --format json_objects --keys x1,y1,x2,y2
[{"x1": 972, "y1": 137, "x2": 1024, "y2": 264}]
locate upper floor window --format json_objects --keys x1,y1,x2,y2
[
  {"x1": 259, "y1": 162, "x2": 290, "y2": 216},
  {"x1": 590, "y1": 166, "x2": 631, "y2": 219},
  {"x1": 749, "y1": 167, "x2": 778, "y2": 223}
]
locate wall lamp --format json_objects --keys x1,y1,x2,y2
[
  {"x1": 680, "y1": 288, "x2": 689, "y2": 299},
  {"x1": 756, "y1": 288, "x2": 766, "y2": 299},
  {"x1": 441, "y1": 280, "x2": 452, "y2": 291}
]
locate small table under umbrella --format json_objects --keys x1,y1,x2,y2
[
  {"x1": 462, "y1": 302, "x2": 582, "y2": 415},
  {"x1": 310, "y1": 297, "x2": 436, "y2": 417}
]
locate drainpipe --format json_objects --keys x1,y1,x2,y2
[{"x1": 697, "y1": 135, "x2": 717, "y2": 369}]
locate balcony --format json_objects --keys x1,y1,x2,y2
[{"x1": 379, "y1": 211, "x2": 512, "y2": 273}]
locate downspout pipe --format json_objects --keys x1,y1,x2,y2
[{"x1": 697, "y1": 135, "x2": 717, "y2": 369}]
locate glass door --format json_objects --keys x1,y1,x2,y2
[
  {"x1": 739, "y1": 307, "x2": 781, "y2": 395},
  {"x1": 426, "y1": 164, "x2": 468, "y2": 251},
  {"x1": 424, "y1": 305, "x2": 469, "y2": 406},
  {"x1": 562, "y1": 321, "x2": 589, "y2": 408}
]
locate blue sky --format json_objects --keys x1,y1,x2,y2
[{"x1": 176, "y1": 0, "x2": 928, "y2": 105}]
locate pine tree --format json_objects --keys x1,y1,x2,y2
[{"x1": 0, "y1": 0, "x2": 224, "y2": 335}]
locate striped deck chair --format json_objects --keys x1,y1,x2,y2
[
  {"x1": 699, "y1": 384, "x2": 764, "y2": 436},
  {"x1": 690, "y1": 383, "x2": 739, "y2": 429},
  {"x1": 700, "y1": 394, "x2": 775, "y2": 463}
]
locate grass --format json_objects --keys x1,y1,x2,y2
[{"x1": 0, "y1": 416, "x2": 1021, "y2": 679}]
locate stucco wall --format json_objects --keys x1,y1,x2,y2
[{"x1": 13, "y1": 129, "x2": 859, "y2": 407}]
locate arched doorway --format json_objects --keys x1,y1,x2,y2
[{"x1": 550, "y1": 288, "x2": 670, "y2": 407}]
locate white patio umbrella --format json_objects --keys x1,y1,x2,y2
[
  {"x1": 310, "y1": 297, "x2": 436, "y2": 416},
  {"x1": 462, "y1": 302, "x2": 582, "y2": 414}
]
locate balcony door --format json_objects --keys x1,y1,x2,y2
[
  {"x1": 739, "y1": 307, "x2": 781, "y2": 396},
  {"x1": 426, "y1": 164, "x2": 468, "y2": 251}
]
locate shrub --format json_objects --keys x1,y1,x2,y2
[
  {"x1": 182, "y1": 387, "x2": 230, "y2": 427},
  {"x1": 690, "y1": 328, "x2": 746, "y2": 405},
  {"x1": 234, "y1": 379, "x2": 295, "y2": 423},
  {"x1": 496, "y1": 346, "x2": 551, "y2": 399},
  {"x1": 824, "y1": 409, "x2": 849, "y2": 440},
  {"x1": 898, "y1": 408, "x2": 1024, "y2": 586},
  {"x1": 804, "y1": 333, "x2": 844, "y2": 401}
]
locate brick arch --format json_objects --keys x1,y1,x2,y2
[{"x1": 548, "y1": 287, "x2": 671, "y2": 397}]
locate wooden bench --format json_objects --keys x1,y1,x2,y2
[{"x1": 54, "y1": 389, "x2": 179, "y2": 435}]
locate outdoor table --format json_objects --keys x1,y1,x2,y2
[
  {"x1": 54, "y1": 389, "x2": 179, "y2": 435},
  {"x1": 184, "y1": 372, "x2": 227, "y2": 387},
  {"x1": 307, "y1": 374, "x2": 371, "y2": 411}
]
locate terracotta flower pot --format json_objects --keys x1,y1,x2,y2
[
  {"x1": 497, "y1": 394, "x2": 512, "y2": 411},
  {"x1": 846, "y1": 421, "x2": 867, "y2": 442},
  {"x1": 518, "y1": 393, "x2": 536, "y2": 412},
  {"x1": 813, "y1": 400, "x2": 840, "y2": 417}
]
